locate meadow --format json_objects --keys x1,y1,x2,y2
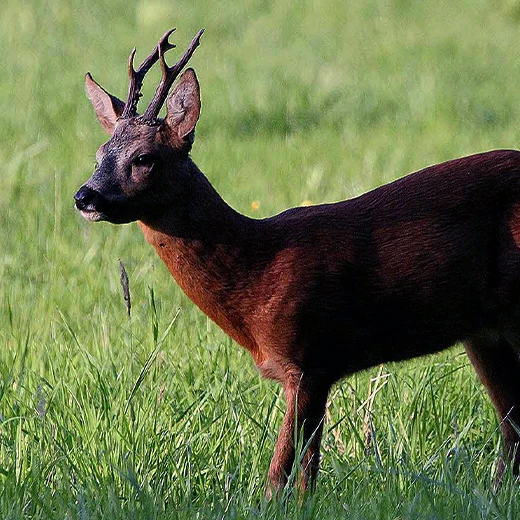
[{"x1": 1, "y1": 0, "x2": 520, "y2": 518}]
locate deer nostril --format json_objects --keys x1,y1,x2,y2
[{"x1": 74, "y1": 186, "x2": 95, "y2": 210}]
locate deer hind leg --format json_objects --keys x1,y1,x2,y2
[
  {"x1": 267, "y1": 373, "x2": 330, "y2": 497},
  {"x1": 465, "y1": 331, "x2": 520, "y2": 481}
]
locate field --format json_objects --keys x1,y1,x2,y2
[{"x1": 2, "y1": 0, "x2": 520, "y2": 518}]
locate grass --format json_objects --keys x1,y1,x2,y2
[{"x1": 1, "y1": 0, "x2": 520, "y2": 517}]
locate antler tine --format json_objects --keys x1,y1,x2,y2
[
  {"x1": 142, "y1": 28, "x2": 204, "y2": 122},
  {"x1": 121, "y1": 29, "x2": 177, "y2": 118}
]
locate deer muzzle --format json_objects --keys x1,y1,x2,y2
[{"x1": 74, "y1": 185, "x2": 106, "y2": 222}]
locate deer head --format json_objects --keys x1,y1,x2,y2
[{"x1": 75, "y1": 28, "x2": 204, "y2": 224}]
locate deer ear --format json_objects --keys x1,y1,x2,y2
[
  {"x1": 85, "y1": 73, "x2": 125, "y2": 135},
  {"x1": 164, "y1": 68, "x2": 200, "y2": 146}
]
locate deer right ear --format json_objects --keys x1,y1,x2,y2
[
  {"x1": 164, "y1": 68, "x2": 201, "y2": 148},
  {"x1": 85, "y1": 73, "x2": 125, "y2": 135}
]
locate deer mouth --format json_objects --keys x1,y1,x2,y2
[{"x1": 77, "y1": 207, "x2": 105, "y2": 222}]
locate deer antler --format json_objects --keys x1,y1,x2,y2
[
  {"x1": 121, "y1": 29, "x2": 177, "y2": 119},
  {"x1": 141, "y1": 28, "x2": 204, "y2": 122}
]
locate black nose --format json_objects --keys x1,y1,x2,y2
[{"x1": 74, "y1": 186, "x2": 96, "y2": 210}]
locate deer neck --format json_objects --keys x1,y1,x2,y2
[{"x1": 138, "y1": 163, "x2": 262, "y2": 356}]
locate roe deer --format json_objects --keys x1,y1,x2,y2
[{"x1": 75, "y1": 28, "x2": 520, "y2": 494}]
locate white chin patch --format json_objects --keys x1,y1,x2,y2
[{"x1": 79, "y1": 209, "x2": 104, "y2": 222}]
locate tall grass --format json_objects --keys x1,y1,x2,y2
[{"x1": 1, "y1": 0, "x2": 520, "y2": 518}]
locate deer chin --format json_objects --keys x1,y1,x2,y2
[
  {"x1": 87, "y1": 205, "x2": 140, "y2": 224},
  {"x1": 77, "y1": 206, "x2": 106, "y2": 222},
  {"x1": 75, "y1": 200, "x2": 137, "y2": 224}
]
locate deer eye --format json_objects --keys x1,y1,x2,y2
[{"x1": 134, "y1": 154, "x2": 155, "y2": 168}]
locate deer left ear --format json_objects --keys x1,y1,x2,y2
[
  {"x1": 85, "y1": 73, "x2": 125, "y2": 135},
  {"x1": 164, "y1": 68, "x2": 200, "y2": 147}
]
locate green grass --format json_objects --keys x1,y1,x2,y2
[{"x1": 1, "y1": 0, "x2": 520, "y2": 517}]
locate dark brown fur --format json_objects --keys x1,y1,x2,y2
[{"x1": 75, "y1": 31, "x2": 520, "y2": 494}]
